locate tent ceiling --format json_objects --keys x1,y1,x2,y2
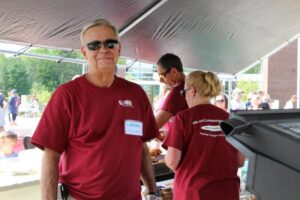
[{"x1": 1, "y1": 0, "x2": 300, "y2": 74}]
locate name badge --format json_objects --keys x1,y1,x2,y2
[{"x1": 125, "y1": 120, "x2": 143, "y2": 136}]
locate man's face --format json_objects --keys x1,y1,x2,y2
[
  {"x1": 215, "y1": 95, "x2": 226, "y2": 109},
  {"x1": 81, "y1": 26, "x2": 121, "y2": 71},
  {"x1": 2, "y1": 138, "x2": 17, "y2": 154},
  {"x1": 156, "y1": 64, "x2": 173, "y2": 87},
  {"x1": 234, "y1": 92, "x2": 243, "y2": 101}
]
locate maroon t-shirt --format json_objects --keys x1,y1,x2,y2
[
  {"x1": 163, "y1": 104, "x2": 240, "y2": 200},
  {"x1": 160, "y1": 81, "x2": 188, "y2": 115},
  {"x1": 160, "y1": 81, "x2": 188, "y2": 133},
  {"x1": 31, "y1": 76, "x2": 159, "y2": 200}
]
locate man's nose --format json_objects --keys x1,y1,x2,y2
[{"x1": 99, "y1": 44, "x2": 110, "y2": 52}]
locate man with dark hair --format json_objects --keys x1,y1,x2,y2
[
  {"x1": 157, "y1": 53, "x2": 183, "y2": 73},
  {"x1": 155, "y1": 53, "x2": 188, "y2": 136}
]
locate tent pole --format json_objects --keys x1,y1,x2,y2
[{"x1": 297, "y1": 38, "x2": 300, "y2": 108}]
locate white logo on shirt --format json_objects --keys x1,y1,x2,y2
[
  {"x1": 201, "y1": 125, "x2": 222, "y2": 132},
  {"x1": 199, "y1": 124, "x2": 225, "y2": 137},
  {"x1": 193, "y1": 119, "x2": 225, "y2": 137},
  {"x1": 118, "y1": 100, "x2": 133, "y2": 107},
  {"x1": 199, "y1": 132, "x2": 225, "y2": 137},
  {"x1": 193, "y1": 119, "x2": 221, "y2": 125}
]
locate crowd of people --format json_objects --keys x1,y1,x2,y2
[
  {"x1": 210, "y1": 88, "x2": 297, "y2": 112},
  {"x1": 0, "y1": 89, "x2": 22, "y2": 161}
]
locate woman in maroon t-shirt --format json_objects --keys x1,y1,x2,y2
[{"x1": 163, "y1": 70, "x2": 245, "y2": 200}]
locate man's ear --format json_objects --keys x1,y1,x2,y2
[
  {"x1": 191, "y1": 86, "x2": 196, "y2": 96},
  {"x1": 80, "y1": 46, "x2": 88, "y2": 59},
  {"x1": 170, "y1": 67, "x2": 177, "y2": 75}
]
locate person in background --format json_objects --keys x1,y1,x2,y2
[
  {"x1": 0, "y1": 130, "x2": 18, "y2": 159},
  {"x1": 230, "y1": 88, "x2": 245, "y2": 110},
  {"x1": 245, "y1": 91, "x2": 255, "y2": 110},
  {"x1": 262, "y1": 93, "x2": 273, "y2": 109},
  {"x1": 162, "y1": 70, "x2": 245, "y2": 200},
  {"x1": 0, "y1": 90, "x2": 5, "y2": 109},
  {"x1": 214, "y1": 93, "x2": 229, "y2": 112},
  {"x1": 31, "y1": 19, "x2": 159, "y2": 200},
  {"x1": 32, "y1": 96, "x2": 40, "y2": 117},
  {"x1": 155, "y1": 53, "x2": 188, "y2": 138},
  {"x1": 248, "y1": 94, "x2": 263, "y2": 110},
  {"x1": 7, "y1": 89, "x2": 20, "y2": 126},
  {"x1": 257, "y1": 90, "x2": 270, "y2": 110},
  {"x1": 0, "y1": 109, "x2": 4, "y2": 132},
  {"x1": 0, "y1": 90, "x2": 5, "y2": 131},
  {"x1": 284, "y1": 94, "x2": 298, "y2": 109}
]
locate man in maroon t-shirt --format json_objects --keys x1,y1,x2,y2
[
  {"x1": 31, "y1": 19, "x2": 159, "y2": 200},
  {"x1": 155, "y1": 53, "x2": 188, "y2": 136}
]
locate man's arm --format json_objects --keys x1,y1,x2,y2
[
  {"x1": 140, "y1": 143, "x2": 157, "y2": 193},
  {"x1": 155, "y1": 110, "x2": 173, "y2": 130},
  {"x1": 165, "y1": 147, "x2": 181, "y2": 171},
  {"x1": 41, "y1": 148, "x2": 60, "y2": 200}
]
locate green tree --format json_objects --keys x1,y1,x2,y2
[
  {"x1": 25, "y1": 48, "x2": 82, "y2": 91},
  {"x1": 2, "y1": 57, "x2": 30, "y2": 95},
  {"x1": 0, "y1": 54, "x2": 8, "y2": 92},
  {"x1": 237, "y1": 80, "x2": 260, "y2": 102},
  {"x1": 0, "y1": 48, "x2": 82, "y2": 103},
  {"x1": 31, "y1": 82, "x2": 52, "y2": 105},
  {"x1": 245, "y1": 63, "x2": 261, "y2": 74},
  {"x1": 36, "y1": 62, "x2": 60, "y2": 91}
]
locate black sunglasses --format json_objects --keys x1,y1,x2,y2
[
  {"x1": 87, "y1": 39, "x2": 119, "y2": 51},
  {"x1": 180, "y1": 88, "x2": 191, "y2": 97},
  {"x1": 159, "y1": 68, "x2": 171, "y2": 79}
]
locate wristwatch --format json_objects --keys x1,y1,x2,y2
[{"x1": 148, "y1": 191, "x2": 160, "y2": 196}]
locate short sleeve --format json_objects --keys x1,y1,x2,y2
[
  {"x1": 31, "y1": 85, "x2": 71, "y2": 154},
  {"x1": 162, "y1": 113, "x2": 184, "y2": 151},
  {"x1": 161, "y1": 82, "x2": 187, "y2": 115}
]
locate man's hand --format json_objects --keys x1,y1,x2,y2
[{"x1": 140, "y1": 143, "x2": 158, "y2": 194}]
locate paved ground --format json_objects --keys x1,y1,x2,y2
[{"x1": 5, "y1": 116, "x2": 40, "y2": 137}]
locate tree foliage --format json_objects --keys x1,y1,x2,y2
[
  {"x1": 245, "y1": 63, "x2": 261, "y2": 74},
  {"x1": 0, "y1": 48, "x2": 82, "y2": 104},
  {"x1": 237, "y1": 80, "x2": 260, "y2": 102},
  {"x1": 0, "y1": 48, "x2": 147, "y2": 105}
]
